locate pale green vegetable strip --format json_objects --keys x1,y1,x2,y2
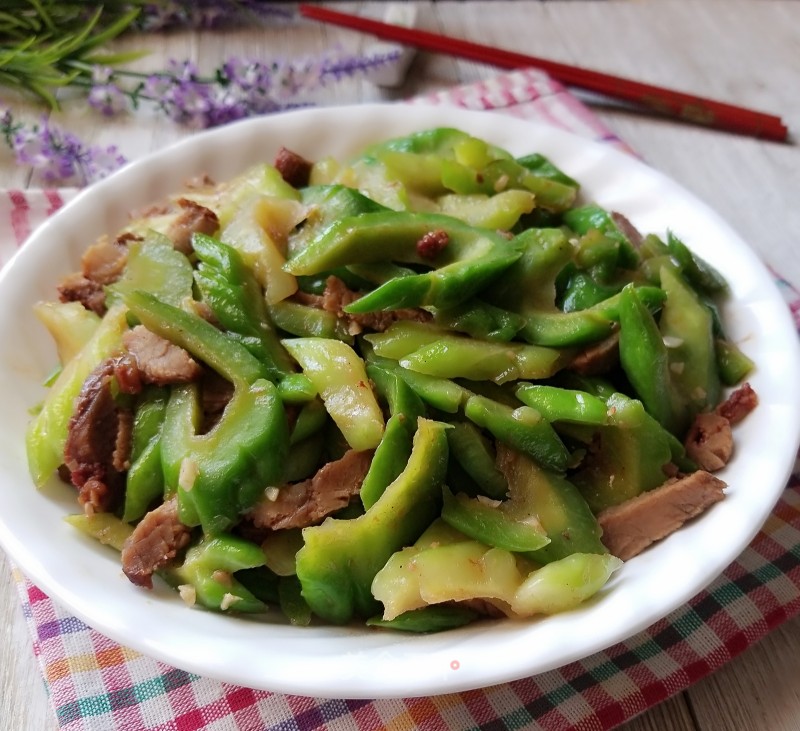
[
  {"x1": 281, "y1": 337, "x2": 384, "y2": 451},
  {"x1": 511, "y1": 553, "x2": 622, "y2": 615},
  {"x1": 107, "y1": 233, "x2": 194, "y2": 309},
  {"x1": 26, "y1": 305, "x2": 129, "y2": 487},
  {"x1": 417, "y1": 542, "x2": 526, "y2": 606},
  {"x1": 64, "y1": 513, "x2": 134, "y2": 552},
  {"x1": 262, "y1": 529, "x2": 304, "y2": 577},
  {"x1": 220, "y1": 195, "x2": 303, "y2": 305},
  {"x1": 214, "y1": 163, "x2": 301, "y2": 226},
  {"x1": 437, "y1": 190, "x2": 535, "y2": 230},
  {"x1": 373, "y1": 539, "x2": 621, "y2": 621},
  {"x1": 33, "y1": 301, "x2": 101, "y2": 366}
]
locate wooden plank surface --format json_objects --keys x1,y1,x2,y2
[{"x1": 2, "y1": 2, "x2": 798, "y2": 729}]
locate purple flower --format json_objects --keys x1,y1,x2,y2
[
  {"x1": 2, "y1": 39, "x2": 402, "y2": 186},
  {"x1": 83, "y1": 144, "x2": 128, "y2": 182},
  {"x1": 219, "y1": 58, "x2": 272, "y2": 94},
  {"x1": 142, "y1": 61, "x2": 215, "y2": 128},
  {"x1": 88, "y1": 86, "x2": 129, "y2": 117},
  {"x1": 0, "y1": 108, "x2": 127, "y2": 186},
  {"x1": 320, "y1": 50, "x2": 403, "y2": 83},
  {"x1": 87, "y1": 67, "x2": 129, "y2": 116},
  {"x1": 136, "y1": 1, "x2": 294, "y2": 31},
  {"x1": 134, "y1": 49, "x2": 401, "y2": 130}
]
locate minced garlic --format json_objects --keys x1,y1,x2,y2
[
  {"x1": 220, "y1": 593, "x2": 241, "y2": 611},
  {"x1": 178, "y1": 457, "x2": 199, "y2": 492},
  {"x1": 178, "y1": 584, "x2": 197, "y2": 607}
]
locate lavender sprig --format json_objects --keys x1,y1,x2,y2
[
  {"x1": 134, "y1": 1, "x2": 295, "y2": 31},
  {"x1": 1, "y1": 47, "x2": 401, "y2": 186},
  {"x1": 1, "y1": 107, "x2": 127, "y2": 186},
  {"x1": 0, "y1": 2, "x2": 403, "y2": 186},
  {"x1": 0, "y1": 2, "x2": 299, "y2": 109},
  {"x1": 87, "y1": 49, "x2": 401, "y2": 129}
]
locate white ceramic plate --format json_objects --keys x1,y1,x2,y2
[{"x1": 1, "y1": 104, "x2": 798, "y2": 699}]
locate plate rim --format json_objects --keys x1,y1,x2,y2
[{"x1": 1, "y1": 102, "x2": 799, "y2": 698}]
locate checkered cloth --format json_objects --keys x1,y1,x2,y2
[{"x1": 3, "y1": 69, "x2": 800, "y2": 731}]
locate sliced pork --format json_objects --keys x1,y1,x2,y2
[
  {"x1": 597, "y1": 470, "x2": 726, "y2": 561},
  {"x1": 165, "y1": 197, "x2": 219, "y2": 255},
  {"x1": 199, "y1": 370, "x2": 235, "y2": 433},
  {"x1": 569, "y1": 332, "x2": 620, "y2": 375},
  {"x1": 63, "y1": 359, "x2": 130, "y2": 513},
  {"x1": 57, "y1": 233, "x2": 135, "y2": 314},
  {"x1": 321, "y1": 276, "x2": 431, "y2": 335},
  {"x1": 684, "y1": 411, "x2": 733, "y2": 472},
  {"x1": 123, "y1": 325, "x2": 202, "y2": 386},
  {"x1": 716, "y1": 382, "x2": 758, "y2": 425},
  {"x1": 121, "y1": 497, "x2": 192, "y2": 588},
  {"x1": 57, "y1": 273, "x2": 107, "y2": 315},
  {"x1": 610, "y1": 211, "x2": 645, "y2": 248},
  {"x1": 458, "y1": 598, "x2": 507, "y2": 619},
  {"x1": 247, "y1": 449, "x2": 373, "y2": 530},
  {"x1": 684, "y1": 383, "x2": 758, "y2": 472},
  {"x1": 113, "y1": 353, "x2": 143, "y2": 395},
  {"x1": 112, "y1": 408, "x2": 134, "y2": 473},
  {"x1": 274, "y1": 146, "x2": 313, "y2": 188}
]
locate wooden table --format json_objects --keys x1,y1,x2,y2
[{"x1": 2, "y1": 2, "x2": 799, "y2": 728}]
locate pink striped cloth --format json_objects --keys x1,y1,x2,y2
[
  {"x1": 0, "y1": 188, "x2": 77, "y2": 266},
  {"x1": 4, "y1": 68, "x2": 800, "y2": 731}
]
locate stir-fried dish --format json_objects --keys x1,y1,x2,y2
[{"x1": 26, "y1": 128, "x2": 757, "y2": 632}]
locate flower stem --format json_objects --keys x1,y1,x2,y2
[{"x1": 0, "y1": 3, "x2": 403, "y2": 186}]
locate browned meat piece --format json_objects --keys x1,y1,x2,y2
[
  {"x1": 64, "y1": 359, "x2": 130, "y2": 513},
  {"x1": 112, "y1": 408, "x2": 134, "y2": 472},
  {"x1": 684, "y1": 411, "x2": 733, "y2": 472},
  {"x1": 662, "y1": 462, "x2": 681, "y2": 479},
  {"x1": 199, "y1": 370, "x2": 234, "y2": 433},
  {"x1": 274, "y1": 146, "x2": 312, "y2": 188},
  {"x1": 611, "y1": 211, "x2": 644, "y2": 248},
  {"x1": 57, "y1": 273, "x2": 106, "y2": 315},
  {"x1": 113, "y1": 353, "x2": 143, "y2": 395},
  {"x1": 683, "y1": 383, "x2": 757, "y2": 472},
  {"x1": 115, "y1": 231, "x2": 144, "y2": 247},
  {"x1": 292, "y1": 290, "x2": 325, "y2": 308},
  {"x1": 416, "y1": 229, "x2": 449, "y2": 260},
  {"x1": 321, "y1": 275, "x2": 360, "y2": 315},
  {"x1": 716, "y1": 382, "x2": 758, "y2": 425},
  {"x1": 248, "y1": 449, "x2": 373, "y2": 530},
  {"x1": 569, "y1": 332, "x2": 620, "y2": 375},
  {"x1": 458, "y1": 598, "x2": 507, "y2": 619},
  {"x1": 166, "y1": 197, "x2": 219, "y2": 255},
  {"x1": 121, "y1": 497, "x2": 192, "y2": 588},
  {"x1": 123, "y1": 325, "x2": 202, "y2": 386},
  {"x1": 79, "y1": 477, "x2": 116, "y2": 516},
  {"x1": 57, "y1": 233, "x2": 135, "y2": 315},
  {"x1": 81, "y1": 234, "x2": 130, "y2": 286},
  {"x1": 321, "y1": 276, "x2": 431, "y2": 335},
  {"x1": 597, "y1": 470, "x2": 726, "y2": 560}
]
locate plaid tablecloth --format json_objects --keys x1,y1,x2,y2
[{"x1": 3, "y1": 68, "x2": 800, "y2": 731}]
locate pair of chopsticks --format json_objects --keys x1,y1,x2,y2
[{"x1": 299, "y1": 4, "x2": 788, "y2": 142}]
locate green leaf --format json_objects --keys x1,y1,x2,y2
[{"x1": 0, "y1": 2, "x2": 143, "y2": 107}]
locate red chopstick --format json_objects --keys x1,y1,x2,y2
[{"x1": 299, "y1": 4, "x2": 788, "y2": 142}]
